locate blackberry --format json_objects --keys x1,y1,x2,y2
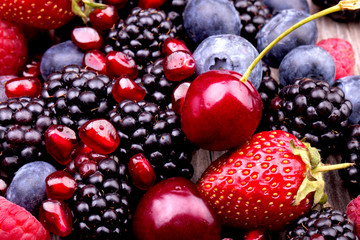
[
  {"x1": 312, "y1": 0, "x2": 360, "y2": 22},
  {"x1": 105, "y1": 7, "x2": 177, "y2": 72},
  {"x1": 260, "y1": 78, "x2": 352, "y2": 155},
  {"x1": 65, "y1": 154, "x2": 133, "y2": 240},
  {"x1": 233, "y1": 0, "x2": 272, "y2": 46},
  {"x1": 0, "y1": 97, "x2": 57, "y2": 186},
  {"x1": 108, "y1": 99, "x2": 194, "y2": 180},
  {"x1": 41, "y1": 65, "x2": 116, "y2": 131},
  {"x1": 286, "y1": 207, "x2": 359, "y2": 240}
]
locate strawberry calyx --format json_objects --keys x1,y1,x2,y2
[
  {"x1": 290, "y1": 140, "x2": 353, "y2": 206},
  {"x1": 71, "y1": 0, "x2": 107, "y2": 23}
]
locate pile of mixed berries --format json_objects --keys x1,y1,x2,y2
[{"x1": 0, "y1": 0, "x2": 360, "y2": 239}]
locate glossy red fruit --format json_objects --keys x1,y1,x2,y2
[
  {"x1": 46, "y1": 171, "x2": 77, "y2": 200},
  {"x1": 74, "y1": 153, "x2": 90, "y2": 169},
  {"x1": 106, "y1": 51, "x2": 138, "y2": 79},
  {"x1": 5, "y1": 77, "x2": 41, "y2": 98},
  {"x1": 172, "y1": 82, "x2": 191, "y2": 115},
  {"x1": 112, "y1": 76, "x2": 146, "y2": 103},
  {"x1": 162, "y1": 37, "x2": 190, "y2": 56},
  {"x1": 163, "y1": 51, "x2": 196, "y2": 81},
  {"x1": 129, "y1": 153, "x2": 156, "y2": 190},
  {"x1": 39, "y1": 200, "x2": 72, "y2": 237},
  {"x1": 79, "y1": 160, "x2": 98, "y2": 178},
  {"x1": 181, "y1": 70, "x2": 263, "y2": 151},
  {"x1": 310, "y1": 234, "x2": 325, "y2": 240},
  {"x1": 45, "y1": 125, "x2": 78, "y2": 165},
  {"x1": 83, "y1": 49, "x2": 107, "y2": 74},
  {"x1": 133, "y1": 177, "x2": 221, "y2": 240},
  {"x1": 79, "y1": 119, "x2": 120, "y2": 154},
  {"x1": 103, "y1": 0, "x2": 128, "y2": 8},
  {"x1": 22, "y1": 60, "x2": 41, "y2": 77},
  {"x1": 71, "y1": 27, "x2": 103, "y2": 51},
  {"x1": 244, "y1": 230, "x2": 266, "y2": 240},
  {"x1": 89, "y1": 5, "x2": 119, "y2": 32},
  {"x1": 0, "y1": 179, "x2": 7, "y2": 196},
  {"x1": 138, "y1": 0, "x2": 166, "y2": 9}
]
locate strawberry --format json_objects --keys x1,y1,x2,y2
[{"x1": 197, "y1": 130, "x2": 352, "y2": 231}]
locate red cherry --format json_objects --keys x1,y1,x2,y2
[
  {"x1": 244, "y1": 230, "x2": 266, "y2": 240},
  {"x1": 162, "y1": 38, "x2": 190, "y2": 56},
  {"x1": 138, "y1": 0, "x2": 166, "y2": 9},
  {"x1": 172, "y1": 82, "x2": 191, "y2": 115},
  {"x1": 22, "y1": 60, "x2": 40, "y2": 78},
  {"x1": 66, "y1": 160, "x2": 76, "y2": 175},
  {"x1": 79, "y1": 160, "x2": 98, "y2": 178},
  {"x1": 129, "y1": 153, "x2": 156, "y2": 190},
  {"x1": 5, "y1": 77, "x2": 41, "y2": 98},
  {"x1": 46, "y1": 171, "x2": 77, "y2": 200},
  {"x1": 79, "y1": 119, "x2": 120, "y2": 154},
  {"x1": 83, "y1": 49, "x2": 107, "y2": 74},
  {"x1": 74, "y1": 153, "x2": 90, "y2": 169},
  {"x1": 163, "y1": 51, "x2": 196, "y2": 81},
  {"x1": 71, "y1": 27, "x2": 103, "y2": 51},
  {"x1": 132, "y1": 177, "x2": 221, "y2": 240},
  {"x1": 181, "y1": 70, "x2": 263, "y2": 151},
  {"x1": 106, "y1": 51, "x2": 138, "y2": 79},
  {"x1": 88, "y1": 152, "x2": 108, "y2": 162},
  {"x1": 39, "y1": 200, "x2": 72, "y2": 237},
  {"x1": 112, "y1": 76, "x2": 146, "y2": 103},
  {"x1": 89, "y1": 5, "x2": 119, "y2": 32},
  {"x1": 45, "y1": 125, "x2": 79, "y2": 165}
]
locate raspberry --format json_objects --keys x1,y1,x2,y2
[
  {"x1": 346, "y1": 194, "x2": 360, "y2": 236},
  {"x1": 317, "y1": 38, "x2": 355, "y2": 80},
  {"x1": 0, "y1": 20, "x2": 28, "y2": 75},
  {"x1": 0, "y1": 196, "x2": 50, "y2": 240}
]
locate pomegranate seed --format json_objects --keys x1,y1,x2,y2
[
  {"x1": 83, "y1": 49, "x2": 107, "y2": 74},
  {"x1": 128, "y1": 153, "x2": 156, "y2": 190},
  {"x1": 162, "y1": 37, "x2": 190, "y2": 56},
  {"x1": 244, "y1": 230, "x2": 266, "y2": 240},
  {"x1": 5, "y1": 77, "x2": 41, "y2": 98},
  {"x1": 172, "y1": 82, "x2": 191, "y2": 115},
  {"x1": 71, "y1": 27, "x2": 103, "y2": 51},
  {"x1": 39, "y1": 200, "x2": 72, "y2": 237},
  {"x1": 138, "y1": 0, "x2": 166, "y2": 9},
  {"x1": 44, "y1": 125, "x2": 78, "y2": 165},
  {"x1": 46, "y1": 171, "x2": 77, "y2": 200},
  {"x1": 79, "y1": 119, "x2": 120, "y2": 154},
  {"x1": 89, "y1": 5, "x2": 119, "y2": 32},
  {"x1": 74, "y1": 141, "x2": 93, "y2": 156},
  {"x1": 163, "y1": 51, "x2": 196, "y2": 81},
  {"x1": 22, "y1": 60, "x2": 40, "y2": 78},
  {"x1": 112, "y1": 76, "x2": 146, "y2": 103},
  {"x1": 79, "y1": 160, "x2": 97, "y2": 178},
  {"x1": 106, "y1": 51, "x2": 138, "y2": 79}
]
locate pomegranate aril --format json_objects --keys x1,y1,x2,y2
[
  {"x1": 244, "y1": 230, "x2": 266, "y2": 240},
  {"x1": 83, "y1": 49, "x2": 107, "y2": 74},
  {"x1": 74, "y1": 141, "x2": 93, "y2": 156},
  {"x1": 45, "y1": 125, "x2": 78, "y2": 165},
  {"x1": 106, "y1": 51, "x2": 138, "y2": 79},
  {"x1": 128, "y1": 153, "x2": 156, "y2": 190},
  {"x1": 138, "y1": 0, "x2": 166, "y2": 9},
  {"x1": 39, "y1": 200, "x2": 73, "y2": 237},
  {"x1": 79, "y1": 160, "x2": 97, "y2": 178},
  {"x1": 162, "y1": 37, "x2": 190, "y2": 56},
  {"x1": 89, "y1": 5, "x2": 119, "y2": 32},
  {"x1": 172, "y1": 81, "x2": 191, "y2": 115},
  {"x1": 163, "y1": 51, "x2": 196, "y2": 81},
  {"x1": 22, "y1": 60, "x2": 40, "y2": 78},
  {"x1": 112, "y1": 76, "x2": 146, "y2": 103},
  {"x1": 5, "y1": 77, "x2": 42, "y2": 98},
  {"x1": 71, "y1": 27, "x2": 103, "y2": 51},
  {"x1": 79, "y1": 119, "x2": 120, "y2": 154},
  {"x1": 46, "y1": 171, "x2": 77, "y2": 200}
]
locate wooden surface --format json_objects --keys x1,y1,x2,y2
[{"x1": 190, "y1": 1, "x2": 360, "y2": 215}]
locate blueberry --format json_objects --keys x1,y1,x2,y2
[
  {"x1": 5, "y1": 161, "x2": 56, "y2": 216},
  {"x1": 183, "y1": 0, "x2": 241, "y2": 44},
  {"x1": 40, "y1": 40, "x2": 84, "y2": 81},
  {"x1": 256, "y1": 9, "x2": 317, "y2": 68},
  {"x1": 335, "y1": 75, "x2": 360, "y2": 124},
  {"x1": 263, "y1": 0, "x2": 309, "y2": 14},
  {"x1": 279, "y1": 45, "x2": 335, "y2": 86},
  {"x1": 193, "y1": 34, "x2": 262, "y2": 89}
]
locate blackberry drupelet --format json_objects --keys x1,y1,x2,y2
[
  {"x1": 65, "y1": 155, "x2": 133, "y2": 240},
  {"x1": 0, "y1": 97, "x2": 57, "y2": 187},
  {"x1": 105, "y1": 7, "x2": 177, "y2": 72},
  {"x1": 312, "y1": 0, "x2": 360, "y2": 22},
  {"x1": 41, "y1": 65, "x2": 117, "y2": 131},
  {"x1": 108, "y1": 100, "x2": 194, "y2": 180},
  {"x1": 233, "y1": 0, "x2": 272, "y2": 46},
  {"x1": 261, "y1": 78, "x2": 352, "y2": 155},
  {"x1": 286, "y1": 207, "x2": 359, "y2": 240}
]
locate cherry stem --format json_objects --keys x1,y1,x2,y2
[{"x1": 240, "y1": 0, "x2": 360, "y2": 84}]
